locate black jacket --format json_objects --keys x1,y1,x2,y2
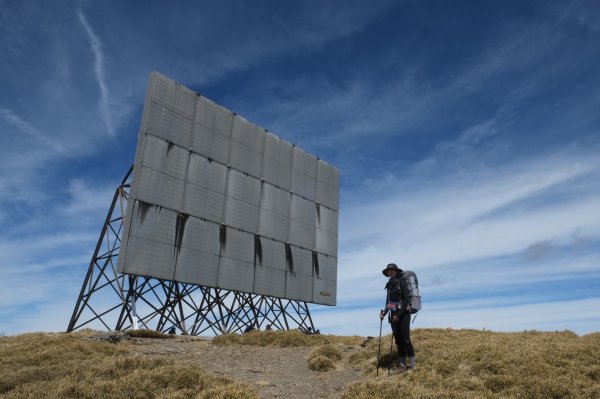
[{"x1": 384, "y1": 275, "x2": 409, "y2": 317}]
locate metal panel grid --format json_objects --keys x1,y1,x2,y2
[
  {"x1": 315, "y1": 253, "x2": 337, "y2": 281},
  {"x1": 286, "y1": 272, "x2": 313, "y2": 302},
  {"x1": 124, "y1": 236, "x2": 175, "y2": 281},
  {"x1": 224, "y1": 170, "x2": 261, "y2": 232},
  {"x1": 316, "y1": 160, "x2": 340, "y2": 211},
  {"x1": 146, "y1": 102, "x2": 194, "y2": 149},
  {"x1": 291, "y1": 147, "x2": 317, "y2": 201},
  {"x1": 179, "y1": 217, "x2": 221, "y2": 256},
  {"x1": 183, "y1": 153, "x2": 227, "y2": 223},
  {"x1": 119, "y1": 72, "x2": 339, "y2": 305},
  {"x1": 317, "y1": 181, "x2": 339, "y2": 211},
  {"x1": 258, "y1": 184, "x2": 290, "y2": 241},
  {"x1": 186, "y1": 153, "x2": 228, "y2": 193},
  {"x1": 230, "y1": 115, "x2": 265, "y2": 178},
  {"x1": 263, "y1": 132, "x2": 293, "y2": 190},
  {"x1": 174, "y1": 249, "x2": 220, "y2": 287},
  {"x1": 217, "y1": 227, "x2": 256, "y2": 294},
  {"x1": 152, "y1": 72, "x2": 197, "y2": 120},
  {"x1": 182, "y1": 182, "x2": 225, "y2": 223},
  {"x1": 224, "y1": 197, "x2": 260, "y2": 233},
  {"x1": 315, "y1": 229, "x2": 338, "y2": 257},
  {"x1": 257, "y1": 237, "x2": 287, "y2": 270},
  {"x1": 129, "y1": 201, "x2": 177, "y2": 246},
  {"x1": 192, "y1": 96, "x2": 234, "y2": 165},
  {"x1": 313, "y1": 278, "x2": 336, "y2": 306},
  {"x1": 258, "y1": 209, "x2": 289, "y2": 242},
  {"x1": 141, "y1": 135, "x2": 190, "y2": 179},
  {"x1": 316, "y1": 205, "x2": 338, "y2": 256},
  {"x1": 291, "y1": 170, "x2": 317, "y2": 201},
  {"x1": 289, "y1": 195, "x2": 316, "y2": 249},
  {"x1": 174, "y1": 217, "x2": 221, "y2": 286},
  {"x1": 289, "y1": 245, "x2": 313, "y2": 276},
  {"x1": 254, "y1": 266, "x2": 286, "y2": 298},
  {"x1": 226, "y1": 169, "x2": 262, "y2": 205},
  {"x1": 135, "y1": 166, "x2": 185, "y2": 211},
  {"x1": 220, "y1": 228, "x2": 255, "y2": 263},
  {"x1": 218, "y1": 257, "x2": 255, "y2": 293},
  {"x1": 148, "y1": 75, "x2": 197, "y2": 149}
]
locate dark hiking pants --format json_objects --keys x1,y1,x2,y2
[{"x1": 391, "y1": 312, "x2": 414, "y2": 359}]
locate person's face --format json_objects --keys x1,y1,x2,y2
[{"x1": 387, "y1": 269, "x2": 397, "y2": 277}]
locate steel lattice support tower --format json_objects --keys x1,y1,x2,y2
[{"x1": 67, "y1": 167, "x2": 316, "y2": 335}]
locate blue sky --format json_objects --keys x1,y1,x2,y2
[{"x1": 1, "y1": 0, "x2": 599, "y2": 336}]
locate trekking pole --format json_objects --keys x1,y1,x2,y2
[
  {"x1": 387, "y1": 323, "x2": 394, "y2": 377},
  {"x1": 376, "y1": 313, "x2": 383, "y2": 376}
]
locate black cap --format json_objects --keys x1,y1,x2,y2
[{"x1": 382, "y1": 263, "x2": 403, "y2": 277}]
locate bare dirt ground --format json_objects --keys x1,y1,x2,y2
[{"x1": 121, "y1": 335, "x2": 366, "y2": 399}]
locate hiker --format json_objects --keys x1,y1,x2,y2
[
  {"x1": 380, "y1": 263, "x2": 416, "y2": 371},
  {"x1": 265, "y1": 324, "x2": 273, "y2": 331}
]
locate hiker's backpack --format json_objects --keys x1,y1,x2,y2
[{"x1": 401, "y1": 271, "x2": 421, "y2": 314}]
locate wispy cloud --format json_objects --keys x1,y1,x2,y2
[
  {"x1": 313, "y1": 297, "x2": 600, "y2": 336},
  {"x1": 0, "y1": 107, "x2": 73, "y2": 157},
  {"x1": 227, "y1": 4, "x2": 584, "y2": 160},
  {"x1": 61, "y1": 178, "x2": 118, "y2": 216},
  {"x1": 77, "y1": 9, "x2": 114, "y2": 136}
]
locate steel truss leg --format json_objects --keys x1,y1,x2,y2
[{"x1": 67, "y1": 166, "x2": 316, "y2": 335}]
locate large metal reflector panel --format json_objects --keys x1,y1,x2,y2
[{"x1": 118, "y1": 72, "x2": 339, "y2": 305}]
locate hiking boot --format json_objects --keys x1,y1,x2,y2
[
  {"x1": 408, "y1": 356, "x2": 416, "y2": 370},
  {"x1": 388, "y1": 366, "x2": 406, "y2": 375}
]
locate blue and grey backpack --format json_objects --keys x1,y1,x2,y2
[{"x1": 401, "y1": 271, "x2": 421, "y2": 314}]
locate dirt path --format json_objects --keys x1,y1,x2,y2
[{"x1": 123, "y1": 336, "x2": 366, "y2": 398}]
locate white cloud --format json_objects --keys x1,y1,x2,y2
[
  {"x1": 336, "y1": 249, "x2": 600, "y2": 306},
  {"x1": 341, "y1": 148, "x2": 600, "y2": 276},
  {"x1": 2, "y1": 280, "x2": 82, "y2": 334},
  {"x1": 77, "y1": 9, "x2": 114, "y2": 136},
  {"x1": 0, "y1": 108, "x2": 74, "y2": 157},
  {"x1": 312, "y1": 297, "x2": 600, "y2": 336},
  {"x1": 61, "y1": 178, "x2": 118, "y2": 216},
  {"x1": 230, "y1": 9, "x2": 570, "y2": 152},
  {"x1": 417, "y1": 297, "x2": 600, "y2": 334}
]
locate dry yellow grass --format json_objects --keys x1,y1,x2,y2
[
  {"x1": 308, "y1": 355, "x2": 336, "y2": 372},
  {"x1": 2, "y1": 328, "x2": 598, "y2": 398},
  {"x1": 345, "y1": 328, "x2": 600, "y2": 399},
  {"x1": 213, "y1": 329, "x2": 362, "y2": 347},
  {"x1": 0, "y1": 332, "x2": 258, "y2": 399},
  {"x1": 311, "y1": 344, "x2": 343, "y2": 361},
  {"x1": 307, "y1": 344, "x2": 344, "y2": 371},
  {"x1": 124, "y1": 329, "x2": 175, "y2": 339}
]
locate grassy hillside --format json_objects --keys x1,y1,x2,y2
[
  {"x1": 345, "y1": 328, "x2": 600, "y2": 398},
  {"x1": 1, "y1": 328, "x2": 598, "y2": 398},
  {"x1": 0, "y1": 332, "x2": 257, "y2": 399}
]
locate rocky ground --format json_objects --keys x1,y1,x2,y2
[{"x1": 103, "y1": 333, "x2": 367, "y2": 399}]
